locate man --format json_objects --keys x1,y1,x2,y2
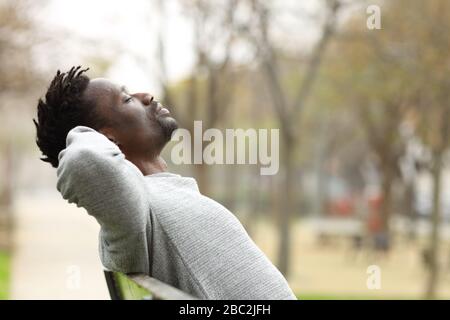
[{"x1": 34, "y1": 66, "x2": 296, "y2": 300}]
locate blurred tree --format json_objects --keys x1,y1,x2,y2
[
  {"x1": 331, "y1": 0, "x2": 449, "y2": 299},
  {"x1": 246, "y1": 0, "x2": 343, "y2": 276},
  {"x1": 0, "y1": 0, "x2": 35, "y2": 92},
  {"x1": 0, "y1": 0, "x2": 42, "y2": 208},
  {"x1": 173, "y1": 0, "x2": 239, "y2": 196},
  {"x1": 0, "y1": 0, "x2": 45, "y2": 250},
  {"x1": 403, "y1": 0, "x2": 450, "y2": 300},
  {"x1": 328, "y1": 0, "x2": 427, "y2": 252}
]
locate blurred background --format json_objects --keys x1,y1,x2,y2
[{"x1": 0, "y1": 0, "x2": 450, "y2": 300}]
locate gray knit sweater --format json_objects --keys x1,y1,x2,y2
[{"x1": 56, "y1": 126, "x2": 296, "y2": 300}]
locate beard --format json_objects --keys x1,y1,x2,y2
[{"x1": 157, "y1": 115, "x2": 179, "y2": 142}]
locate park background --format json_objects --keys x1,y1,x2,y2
[{"x1": 1, "y1": 0, "x2": 450, "y2": 299}]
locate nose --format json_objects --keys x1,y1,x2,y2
[
  {"x1": 134, "y1": 93, "x2": 154, "y2": 106},
  {"x1": 142, "y1": 93, "x2": 154, "y2": 106}
]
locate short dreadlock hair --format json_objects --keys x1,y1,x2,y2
[{"x1": 34, "y1": 66, "x2": 106, "y2": 168}]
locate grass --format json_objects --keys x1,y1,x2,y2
[
  {"x1": 0, "y1": 251, "x2": 10, "y2": 300},
  {"x1": 297, "y1": 293, "x2": 413, "y2": 300}
]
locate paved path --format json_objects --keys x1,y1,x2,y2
[{"x1": 10, "y1": 190, "x2": 109, "y2": 299}]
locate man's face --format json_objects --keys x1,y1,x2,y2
[{"x1": 82, "y1": 78, "x2": 178, "y2": 159}]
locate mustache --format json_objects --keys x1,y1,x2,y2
[
  {"x1": 149, "y1": 100, "x2": 168, "y2": 115},
  {"x1": 149, "y1": 100, "x2": 159, "y2": 112}
]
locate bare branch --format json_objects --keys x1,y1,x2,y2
[{"x1": 291, "y1": 0, "x2": 341, "y2": 119}]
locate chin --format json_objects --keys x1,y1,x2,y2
[{"x1": 157, "y1": 115, "x2": 179, "y2": 141}]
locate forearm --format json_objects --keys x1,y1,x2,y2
[{"x1": 56, "y1": 126, "x2": 149, "y2": 231}]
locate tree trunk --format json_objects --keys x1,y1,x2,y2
[
  {"x1": 425, "y1": 155, "x2": 442, "y2": 299},
  {"x1": 245, "y1": 166, "x2": 263, "y2": 237},
  {"x1": 194, "y1": 163, "x2": 211, "y2": 196},
  {"x1": 277, "y1": 137, "x2": 295, "y2": 276},
  {"x1": 223, "y1": 166, "x2": 238, "y2": 212},
  {"x1": 404, "y1": 180, "x2": 417, "y2": 241},
  {"x1": 0, "y1": 142, "x2": 13, "y2": 208},
  {"x1": 0, "y1": 142, "x2": 14, "y2": 251},
  {"x1": 312, "y1": 120, "x2": 329, "y2": 216}
]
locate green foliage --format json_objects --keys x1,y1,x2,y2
[{"x1": 0, "y1": 251, "x2": 10, "y2": 300}]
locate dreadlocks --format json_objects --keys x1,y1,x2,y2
[{"x1": 33, "y1": 66, "x2": 103, "y2": 168}]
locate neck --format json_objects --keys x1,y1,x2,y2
[{"x1": 128, "y1": 154, "x2": 168, "y2": 176}]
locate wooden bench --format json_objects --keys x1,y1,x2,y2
[{"x1": 104, "y1": 270, "x2": 197, "y2": 300}]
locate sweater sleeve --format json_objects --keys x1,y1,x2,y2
[{"x1": 56, "y1": 126, "x2": 150, "y2": 233}]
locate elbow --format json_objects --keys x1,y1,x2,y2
[
  {"x1": 56, "y1": 147, "x2": 101, "y2": 197},
  {"x1": 58, "y1": 146, "x2": 98, "y2": 173}
]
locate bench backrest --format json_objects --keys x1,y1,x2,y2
[{"x1": 104, "y1": 270, "x2": 197, "y2": 300}]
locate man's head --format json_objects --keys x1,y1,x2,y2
[{"x1": 34, "y1": 66, "x2": 178, "y2": 168}]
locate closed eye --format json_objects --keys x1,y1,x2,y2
[{"x1": 124, "y1": 96, "x2": 134, "y2": 103}]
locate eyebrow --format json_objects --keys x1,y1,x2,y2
[{"x1": 120, "y1": 85, "x2": 129, "y2": 94}]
